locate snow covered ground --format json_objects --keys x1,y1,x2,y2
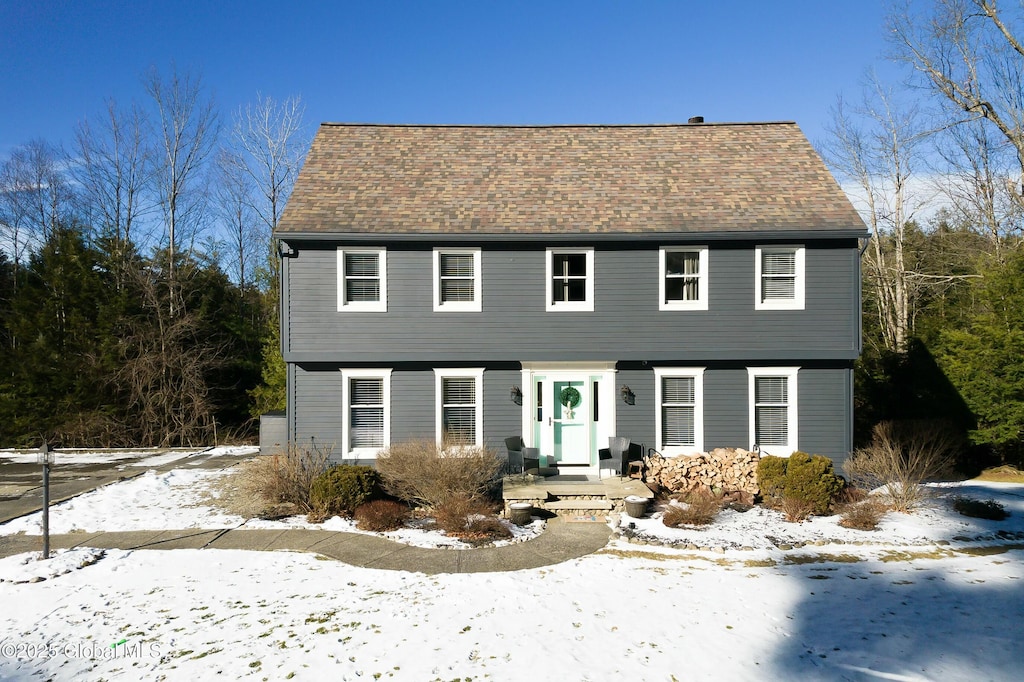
[{"x1": 0, "y1": 463, "x2": 1022, "y2": 681}]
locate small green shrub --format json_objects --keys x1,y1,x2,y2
[
  {"x1": 783, "y1": 452, "x2": 844, "y2": 516},
  {"x1": 308, "y1": 465, "x2": 383, "y2": 521},
  {"x1": 952, "y1": 497, "x2": 1008, "y2": 520},
  {"x1": 756, "y1": 456, "x2": 789, "y2": 507},
  {"x1": 838, "y1": 499, "x2": 888, "y2": 531},
  {"x1": 354, "y1": 500, "x2": 410, "y2": 532},
  {"x1": 662, "y1": 490, "x2": 722, "y2": 527}
]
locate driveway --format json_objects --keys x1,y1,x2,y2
[{"x1": 0, "y1": 447, "x2": 256, "y2": 524}]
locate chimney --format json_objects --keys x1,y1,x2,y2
[{"x1": 688, "y1": 116, "x2": 705, "y2": 124}]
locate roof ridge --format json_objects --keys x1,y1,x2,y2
[{"x1": 318, "y1": 121, "x2": 798, "y2": 129}]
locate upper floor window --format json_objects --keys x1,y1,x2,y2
[
  {"x1": 434, "y1": 368, "x2": 484, "y2": 446},
  {"x1": 654, "y1": 367, "x2": 704, "y2": 455},
  {"x1": 659, "y1": 247, "x2": 709, "y2": 311},
  {"x1": 747, "y1": 367, "x2": 799, "y2": 456},
  {"x1": 433, "y1": 248, "x2": 482, "y2": 312},
  {"x1": 546, "y1": 247, "x2": 594, "y2": 312},
  {"x1": 338, "y1": 248, "x2": 387, "y2": 312},
  {"x1": 755, "y1": 246, "x2": 804, "y2": 310},
  {"x1": 342, "y1": 369, "x2": 392, "y2": 457}
]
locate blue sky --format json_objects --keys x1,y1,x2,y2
[{"x1": 0, "y1": 1, "x2": 894, "y2": 157}]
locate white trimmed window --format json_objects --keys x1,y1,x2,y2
[
  {"x1": 434, "y1": 368, "x2": 484, "y2": 446},
  {"x1": 433, "y1": 248, "x2": 482, "y2": 312},
  {"x1": 747, "y1": 367, "x2": 799, "y2": 456},
  {"x1": 659, "y1": 247, "x2": 709, "y2": 311},
  {"x1": 546, "y1": 248, "x2": 594, "y2": 312},
  {"x1": 755, "y1": 246, "x2": 804, "y2": 310},
  {"x1": 654, "y1": 368, "x2": 704, "y2": 455},
  {"x1": 338, "y1": 248, "x2": 387, "y2": 312},
  {"x1": 341, "y1": 369, "x2": 392, "y2": 457}
]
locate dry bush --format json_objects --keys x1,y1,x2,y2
[
  {"x1": 662, "y1": 490, "x2": 722, "y2": 527},
  {"x1": 236, "y1": 444, "x2": 330, "y2": 514},
  {"x1": 779, "y1": 496, "x2": 816, "y2": 523},
  {"x1": 838, "y1": 498, "x2": 889, "y2": 531},
  {"x1": 376, "y1": 437, "x2": 502, "y2": 509},
  {"x1": 354, "y1": 500, "x2": 410, "y2": 532},
  {"x1": 432, "y1": 494, "x2": 499, "y2": 534},
  {"x1": 845, "y1": 420, "x2": 962, "y2": 512},
  {"x1": 463, "y1": 516, "x2": 513, "y2": 542}
]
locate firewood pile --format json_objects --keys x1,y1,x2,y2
[{"x1": 645, "y1": 448, "x2": 760, "y2": 496}]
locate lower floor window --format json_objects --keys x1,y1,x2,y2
[
  {"x1": 342, "y1": 369, "x2": 391, "y2": 455},
  {"x1": 748, "y1": 367, "x2": 799, "y2": 456},
  {"x1": 654, "y1": 368, "x2": 704, "y2": 455},
  {"x1": 434, "y1": 369, "x2": 484, "y2": 446}
]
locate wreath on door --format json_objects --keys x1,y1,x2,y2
[{"x1": 560, "y1": 386, "x2": 581, "y2": 419}]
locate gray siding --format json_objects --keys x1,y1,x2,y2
[
  {"x1": 289, "y1": 364, "x2": 854, "y2": 466},
  {"x1": 283, "y1": 242, "x2": 859, "y2": 363},
  {"x1": 799, "y1": 367, "x2": 853, "y2": 468},
  {"x1": 615, "y1": 368, "x2": 655, "y2": 452},
  {"x1": 704, "y1": 369, "x2": 750, "y2": 450}
]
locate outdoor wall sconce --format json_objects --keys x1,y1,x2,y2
[
  {"x1": 510, "y1": 385, "x2": 523, "y2": 405},
  {"x1": 621, "y1": 385, "x2": 635, "y2": 405}
]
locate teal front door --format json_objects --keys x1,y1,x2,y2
[{"x1": 551, "y1": 379, "x2": 590, "y2": 465}]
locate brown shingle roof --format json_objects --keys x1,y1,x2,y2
[{"x1": 276, "y1": 123, "x2": 864, "y2": 236}]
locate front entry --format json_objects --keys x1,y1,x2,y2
[{"x1": 522, "y1": 364, "x2": 617, "y2": 476}]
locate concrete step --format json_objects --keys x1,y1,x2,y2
[{"x1": 543, "y1": 499, "x2": 613, "y2": 511}]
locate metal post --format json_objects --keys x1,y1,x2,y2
[{"x1": 38, "y1": 443, "x2": 52, "y2": 560}]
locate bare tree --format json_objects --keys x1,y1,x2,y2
[
  {"x1": 73, "y1": 99, "x2": 154, "y2": 285},
  {"x1": 0, "y1": 139, "x2": 73, "y2": 263},
  {"x1": 822, "y1": 79, "x2": 930, "y2": 353},
  {"x1": 933, "y1": 115, "x2": 1024, "y2": 257},
  {"x1": 890, "y1": 0, "x2": 1024, "y2": 205},
  {"x1": 231, "y1": 93, "x2": 307, "y2": 241},
  {"x1": 213, "y1": 147, "x2": 259, "y2": 290},
  {"x1": 143, "y1": 65, "x2": 219, "y2": 315}
]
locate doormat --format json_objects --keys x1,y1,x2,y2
[{"x1": 564, "y1": 514, "x2": 607, "y2": 523}]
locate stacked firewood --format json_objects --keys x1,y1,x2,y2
[{"x1": 645, "y1": 448, "x2": 760, "y2": 496}]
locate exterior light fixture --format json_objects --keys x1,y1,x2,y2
[{"x1": 621, "y1": 385, "x2": 635, "y2": 405}]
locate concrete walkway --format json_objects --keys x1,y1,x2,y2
[{"x1": 0, "y1": 519, "x2": 612, "y2": 575}]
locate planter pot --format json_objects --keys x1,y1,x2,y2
[
  {"x1": 623, "y1": 495, "x2": 648, "y2": 518},
  {"x1": 509, "y1": 502, "x2": 533, "y2": 526}
]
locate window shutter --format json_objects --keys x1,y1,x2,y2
[
  {"x1": 440, "y1": 253, "x2": 474, "y2": 277},
  {"x1": 762, "y1": 251, "x2": 795, "y2": 275},
  {"x1": 755, "y1": 376, "x2": 787, "y2": 403},
  {"x1": 345, "y1": 253, "x2": 379, "y2": 277}
]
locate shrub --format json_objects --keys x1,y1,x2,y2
[
  {"x1": 308, "y1": 465, "x2": 383, "y2": 521},
  {"x1": 952, "y1": 497, "x2": 1009, "y2": 520},
  {"x1": 432, "y1": 494, "x2": 499, "y2": 534},
  {"x1": 757, "y1": 452, "x2": 843, "y2": 516},
  {"x1": 783, "y1": 452, "x2": 843, "y2": 516},
  {"x1": 662, "y1": 490, "x2": 722, "y2": 527},
  {"x1": 354, "y1": 500, "x2": 410, "y2": 532},
  {"x1": 756, "y1": 456, "x2": 789, "y2": 507},
  {"x1": 779, "y1": 496, "x2": 816, "y2": 523},
  {"x1": 838, "y1": 499, "x2": 888, "y2": 530},
  {"x1": 376, "y1": 438, "x2": 503, "y2": 509},
  {"x1": 845, "y1": 420, "x2": 962, "y2": 512},
  {"x1": 238, "y1": 444, "x2": 331, "y2": 514},
  {"x1": 463, "y1": 516, "x2": 513, "y2": 542}
]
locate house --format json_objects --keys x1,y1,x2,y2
[{"x1": 273, "y1": 121, "x2": 866, "y2": 474}]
